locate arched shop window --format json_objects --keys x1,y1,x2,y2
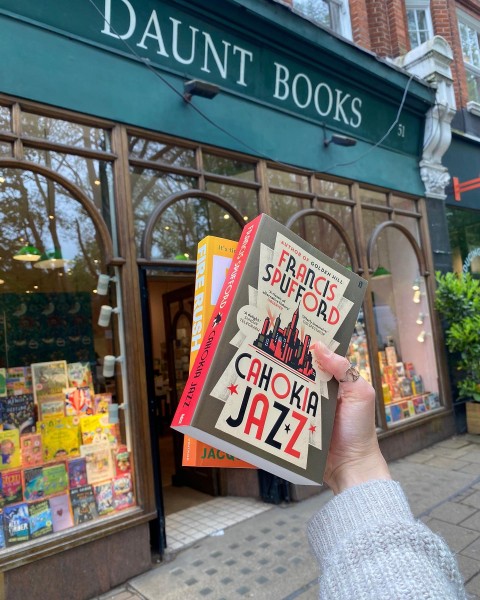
[
  {"x1": 0, "y1": 163, "x2": 136, "y2": 547},
  {"x1": 367, "y1": 222, "x2": 441, "y2": 428},
  {"x1": 141, "y1": 190, "x2": 246, "y2": 262}
]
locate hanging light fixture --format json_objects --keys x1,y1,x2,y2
[
  {"x1": 33, "y1": 248, "x2": 69, "y2": 270},
  {"x1": 372, "y1": 265, "x2": 392, "y2": 279},
  {"x1": 13, "y1": 244, "x2": 42, "y2": 262}
]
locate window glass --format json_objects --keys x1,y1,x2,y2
[
  {"x1": 203, "y1": 153, "x2": 256, "y2": 182},
  {"x1": 267, "y1": 168, "x2": 310, "y2": 192},
  {"x1": 390, "y1": 196, "x2": 417, "y2": 212},
  {"x1": 0, "y1": 105, "x2": 11, "y2": 131},
  {"x1": 395, "y1": 214, "x2": 421, "y2": 245},
  {"x1": 361, "y1": 208, "x2": 388, "y2": 241},
  {"x1": 145, "y1": 196, "x2": 243, "y2": 260},
  {"x1": 128, "y1": 136, "x2": 196, "y2": 168},
  {"x1": 459, "y1": 18, "x2": 480, "y2": 102},
  {"x1": 316, "y1": 201, "x2": 355, "y2": 241},
  {"x1": 0, "y1": 168, "x2": 136, "y2": 545},
  {"x1": 291, "y1": 0, "x2": 351, "y2": 38},
  {"x1": 21, "y1": 112, "x2": 111, "y2": 152},
  {"x1": 130, "y1": 168, "x2": 198, "y2": 253},
  {"x1": 23, "y1": 148, "x2": 114, "y2": 232},
  {"x1": 447, "y1": 206, "x2": 480, "y2": 276},
  {"x1": 269, "y1": 193, "x2": 312, "y2": 224},
  {"x1": 360, "y1": 189, "x2": 387, "y2": 206},
  {"x1": 0, "y1": 142, "x2": 11, "y2": 156},
  {"x1": 369, "y1": 228, "x2": 440, "y2": 427},
  {"x1": 205, "y1": 182, "x2": 258, "y2": 221},
  {"x1": 407, "y1": 7, "x2": 433, "y2": 48},
  {"x1": 314, "y1": 178, "x2": 351, "y2": 200}
]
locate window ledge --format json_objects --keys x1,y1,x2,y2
[{"x1": 467, "y1": 101, "x2": 480, "y2": 117}]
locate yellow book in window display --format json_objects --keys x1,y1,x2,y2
[
  {"x1": 39, "y1": 416, "x2": 81, "y2": 461},
  {"x1": 0, "y1": 430, "x2": 21, "y2": 471}
]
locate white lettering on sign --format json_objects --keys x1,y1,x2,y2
[
  {"x1": 463, "y1": 247, "x2": 480, "y2": 273},
  {"x1": 100, "y1": 0, "x2": 363, "y2": 126},
  {"x1": 273, "y1": 63, "x2": 362, "y2": 127}
]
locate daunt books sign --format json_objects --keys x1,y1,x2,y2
[{"x1": 0, "y1": 0, "x2": 427, "y2": 155}]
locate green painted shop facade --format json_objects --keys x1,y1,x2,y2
[{"x1": 0, "y1": 1, "x2": 458, "y2": 598}]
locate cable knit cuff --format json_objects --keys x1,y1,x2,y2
[{"x1": 307, "y1": 480, "x2": 414, "y2": 566}]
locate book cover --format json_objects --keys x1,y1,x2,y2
[
  {"x1": 0, "y1": 368, "x2": 7, "y2": 397},
  {"x1": 43, "y1": 462, "x2": 69, "y2": 497},
  {"x1": 79, "y1": 414, "x2": 117, "y2": 446},
  {"x1": 20, "y1": 433, "x2": 43, "y2": 467},
  {"x1": 28, "y1": 499, "x2": 53, "y2": 539},
  {"x1": 70, "y1": 484, "x2": 98, "y2": 524},
  {"x1": 39, "y1": 416, "x2": 81, "y2": 461},
  {"x1": 0, "y1": 429, "x2": 21, "y2": 470},
  {"x1": 0, "y1": 469, "x2": 23, "y2": 505},
  {"x1": 94, "y1": 481, "x2": 114, "y2": 515},
  {"x1": 112, "y1": 473, "x2": 135, "y2": 511},
  {"x1": 183, "y1": 236, "x2": 254, "y2": 469},
  {"x1": 114, "y1": 444, "x2": 131, "y2": 476},
  {"x1": 171, "y1": 214, "x2": 367, "y2": 485},
  {"x1": 0, "y1": 513, "x2": 5, "y2": 548},
  {"x1": 31, "y1": 360, "x2": 68, "y2": 406},
  {"x1": 0, "y1": 394, "x2": 35, "y2": 433},
  {"x1": 6, "y1": 367, "x2": 33, "y2": 396},
  {"x1": 80, "y1": 442, "x2": 114, "y2": 485},
  {"x1": 3, "y1": 503, "x2": 30, "y2": 544},
  {"x1": 23, "y1": 466, "x2": 45, "y2": 501},
  {"x1": 67, "y1": 362, "x2": 94, "y2": 394},
  {"x1": 93, "y1": 393, "x2": 112, "y2": 415},
  {"x1": 64, "y1": 386, "x2": 94, "y2": 417},
  {"x1": 37, "y1": 396, "x2": 65, "y2": 421},
  {"x1": 49, "y1": 493, "x2": 74, "y2": 532},
  {"x1": 68, "y1": 457, "x2": 88, "y2": 488}
]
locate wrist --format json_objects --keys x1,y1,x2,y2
[{"x1": 328, "y1": 452, "x2": 391, "y2": 495}]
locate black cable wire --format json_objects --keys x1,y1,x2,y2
[{"x1": 87, "y1": 0, "x2": 430, "y2": 177}]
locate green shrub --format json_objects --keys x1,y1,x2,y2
[{"x1": 435, "y1": 272, "x2": 480, "y2": 401}]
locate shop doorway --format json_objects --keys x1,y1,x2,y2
[{"x1": 143, "y1": 271, "x2": 220, "y2": 520}]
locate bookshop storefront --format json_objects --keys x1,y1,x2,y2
[{"x1": 0, "y1": 1, "x2": 456, "y2": 598}]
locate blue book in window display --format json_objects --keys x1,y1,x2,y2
[
  {"x1": 0, "y1": 513, "x2": 5, "y2": 549},
  {"x1": 29, "y1": 499, "x2": 53, "y2": 539},
  {"x1": 3, "y1": 503, "x2": 30, "y2": 545}
]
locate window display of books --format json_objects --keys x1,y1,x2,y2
[
  {"x1": 378, "y1": 349, "x2": 441, "y2": 425},
  {"x1": 0, "y1": 360, "x2": 136, "y2": 547}
]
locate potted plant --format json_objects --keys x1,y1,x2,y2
[{"x1": 435, "y1": 271, "x2": 480, "y2": 433}]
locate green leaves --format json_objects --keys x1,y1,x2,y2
[{"x1": 435, "y1": 271, "x2": 480, "y2": 401}]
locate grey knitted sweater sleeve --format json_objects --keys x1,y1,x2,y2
[{"x1": 307, "y1": 480, "x2": 466, "y2": 599}]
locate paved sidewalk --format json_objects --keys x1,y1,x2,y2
[{"x1": 96, "y1": 434, "x2": 480, "y2": 600}]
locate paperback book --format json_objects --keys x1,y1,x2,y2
[
  {"x1": 31, "y1": 360, "x2": 68, "y2": 406},
  {"x1": 0, "y1": 368, "x2": 6, "y2": 397},
  {"x1": 94, "y1": 481, "x2": 114, "y2": 515},
  {"x1": 80, "y1": 442, "x2": 114, "y2": 485},
  {"x1": 3, "y1": 503, "x2": 30, "y2": 545},
  {"x1": 0, "y1": 513, "x2": 5, "y2": 548},
  {"x1": 0, "y1": 429, "x2": 21, "y2": 471},
  {"x1": 70, "y1": 484, "x2": 98, "y2": 524},
  {"x1": 20, "y1": 433, "x2": 43, "y2": 467},
  {"x1": 23, "y1": 466, "x2": 45, "y2": 502},
  {"x1": 172, "y1": 214, "x2": 367, "y2": 485},
  {"x1": 64, "y1": 386, "x2": 94, "y2": 417},
  {"x1": 68, "y1": 457, "x2": 88, "y2": 488},
  {"x1": 43, "y1": 462, "x2": 69, "y2": 497},
  {"x1": 0, "y1": 394, "x2": 35, "y2": 433},
  {"x1": 6, "y1": 367, "x2": 33, "y2": 396},
  {"x1": 39, "y1": 416, "x2": 81, "y2": 461},
  {"x1": 28, "y1": 499, "x2": 53, "y2": 539},
  {"x1": 49, "y1": 493, "x2": 74, "y2": 532},
  {"x1": 183, "y1": 236, "x2": 254, "y2": 469},
  {"x1": 67, "y1": 362, "x2": 95, "y2": 394},
  {"x1": 112, "y1": 473, "x2": 135, "y2": 510},
  {"x1": 0, "y1": 469, "x2": 23, "y2": 505}
]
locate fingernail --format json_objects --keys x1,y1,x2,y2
[{"x1": 312, "y1": 340, "x2": 333, "y2": 357}]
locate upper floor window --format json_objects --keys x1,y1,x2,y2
[
  {"x1": 458, "y1": 11, "x2": 480, "y2": 104},
  {"x1": 291, "y1": 0, "x2": 352, "y2": 40},
  {"x1": 406, "y1": 1, "x2": 434, "y2": 49}
]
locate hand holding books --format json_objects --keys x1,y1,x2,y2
[{"x1": 311, "y1": 341, "x2": 391, "y2": 495}]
